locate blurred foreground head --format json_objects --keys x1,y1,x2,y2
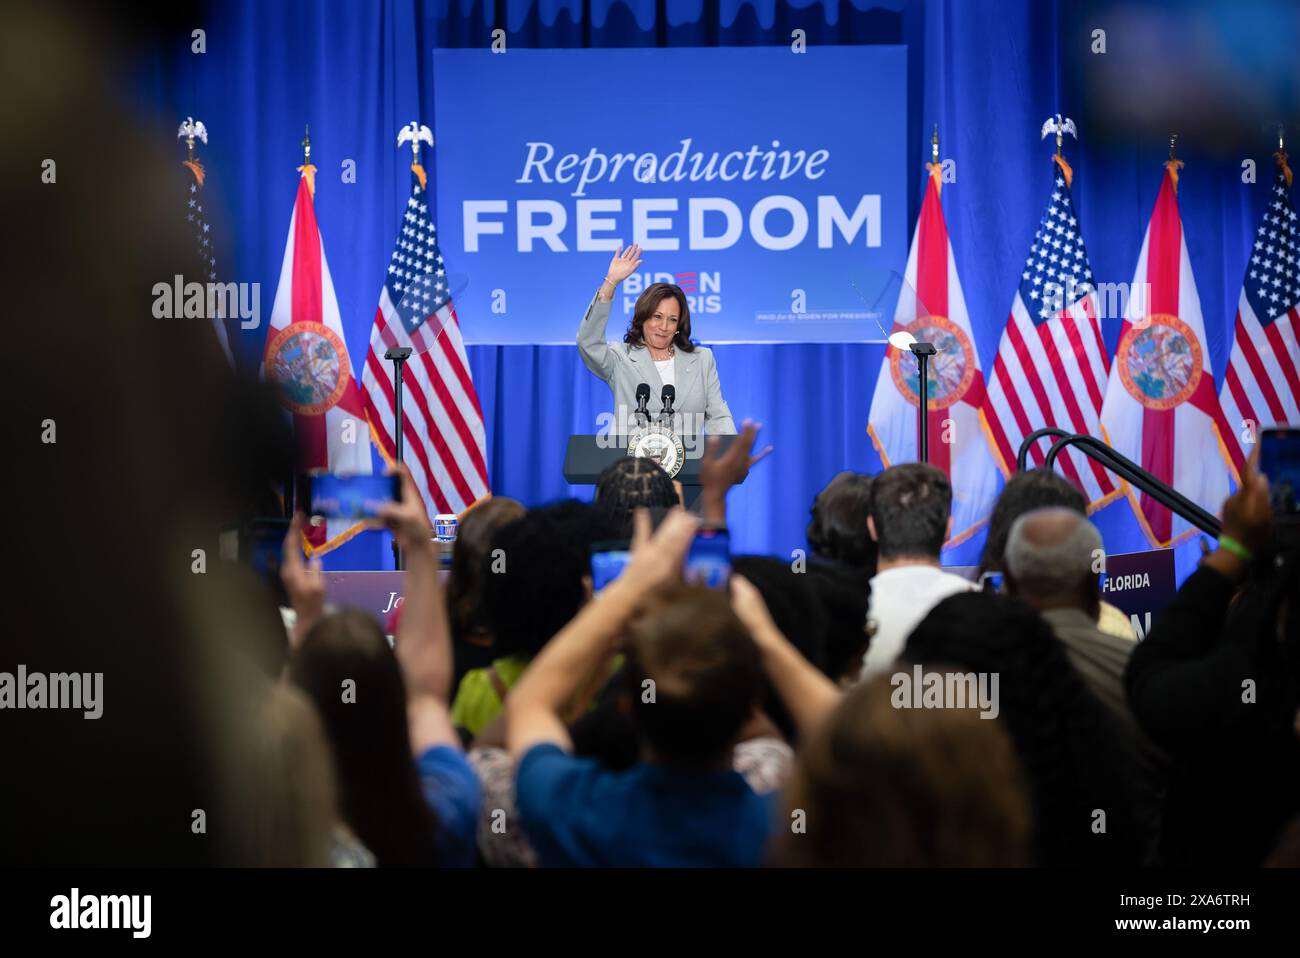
[
  {"x1": 2, "y1": 1, "x2": 296, "y2": 864},
  {"x1": 774, "y1": 674, "x2": 1030, "y2": 867}
]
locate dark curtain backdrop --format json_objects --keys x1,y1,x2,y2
[{"x1": 135, "y1": 0, "x2": 1276, "y2": 577}]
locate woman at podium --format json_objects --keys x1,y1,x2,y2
[{"x1": 577, "y1": 244, "x2": 737, "y2": 435}]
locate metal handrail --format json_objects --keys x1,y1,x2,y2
[
  {"x1": 1044, "y1": 433, "x2": 1222, "y2": 537},
  {"x1": 1016, "y1": 427, "x2": 1072, "y2": 471},
  {"x1": 1014, "y1": 427, "x2": 1222, "y2": 537}
]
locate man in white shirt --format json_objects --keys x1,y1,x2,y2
[{"x1": 860, "y1": 463, "x2": 974, "y2": 679}]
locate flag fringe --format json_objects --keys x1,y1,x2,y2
[
  {"x1": 1096, "y1": 423, "x2": 1225, "y2": 550},
  {"x1": 924, "y1": 162, "x2": 944, "y2": 197},
  {"x1": 182, "y1": 159, "x2": 206, "y2": 187},
  {"x1": 1275, "y1": 150, "x2": 1293, "y2": 189},
  {"x1": 1052, "y1": 153, "x2": 1073, "y2": 189},
  {"x1": 412, "y1": 162, "x2": 427, "y2": 190},
  {"x1": 302, "y1": 519, "x2": 369, "y2": 558},
  {"x1": 1164, "y1": 158, "x2": 1184, "y2": 192},
  {"x1": 977, "y1": 407, "x2": 1013, "y2": 479}
]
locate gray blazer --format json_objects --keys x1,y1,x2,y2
[{"x1": 576, "y1": 294, "x2": 737, "y2": 435}]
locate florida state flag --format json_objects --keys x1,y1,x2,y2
[
  {"x1": 263, "y1": 166, "x2": 374, "y2": 555},
  {"x1": 867, "y1": 164, "x2": 1001, "y2": 548},
  {"x1": 1099, "y1": 161, "x2": 1236, "y2": 547}
]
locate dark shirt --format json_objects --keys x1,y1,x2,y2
[
  {"x1": 1126, "y1": 565, "x2": 1300, "y2": 866},
  {"x1": 1042, "y1": 607, "x2": 1168, "y2": 865}
]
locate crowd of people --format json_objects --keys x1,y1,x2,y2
[
  {"x1": 255, "y1": 424, "x2": 1300, "y2": 868},
  {"x1": 12, "y1": 3, "x2": 1295, "y2": 873}
]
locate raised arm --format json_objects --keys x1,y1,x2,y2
[
  {"x1": 506, "y1": 507, "x2": 698, "y2": 759},
  {"x1": 696, "y1": 419, "x2": 773, "y2": 526},
  {"x1": 280, "y1": 511, "x2": 326, "y2": 651},
  {"x1": 577, "y1": 244, "x2": 642, "y2": 380},
  {"x1": 1125, "y1": 464, "x2": 1273, "y2": 750},
  {"x1": 380, "y1": 466, "x2": 460, "y2": 753},
  {"x1": 730, "y1": 574, "x2": 841, "y2": 736}
]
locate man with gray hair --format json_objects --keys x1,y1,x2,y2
[
  {"x1": 1004, "y1": 507, "x2": 1166, "y2": 862},
  {"x1": 1003, "y1": 507, "x2": 1129, "y2": 717}
]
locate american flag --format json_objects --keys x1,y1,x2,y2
[
  {"x1": 361, "y1": 173, "x2": 489, "y2": 516},
  {"x1": 182, "y1": 157, "x2": 233, "y2": 366},
  {"x1": 1219, "y1": 153, "x2": 1300, "y2": 475},
  {"x1": 982, "y1": 157, "x2": 1118, "y2": 507}
]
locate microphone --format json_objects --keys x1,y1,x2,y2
[
  {"x1": 660, "y1": 384, "x2": 676, "y2": 422},
  {"x1": 634, "y1": 382, "x2": 650, "y2": 424}
]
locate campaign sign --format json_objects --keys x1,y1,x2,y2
[
  {"x1": 432, "y1": 46, "x2": 908, "y2": 343},
  {"x1": 323, "y1": 565, "x2": 450, "y2": 627},
  {"x1": 1099, "y1": 548, "x2": 1178, "y2": 639},
  {"x1": 324, "y1": 572, "x2": 406, "y2": 623}
]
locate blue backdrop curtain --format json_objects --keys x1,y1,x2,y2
[{"x1": 135, "y1": 0, "x2": 1279, "y2": 576}]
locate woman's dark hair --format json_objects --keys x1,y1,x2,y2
[
  {"x1": 903, "y1": 592, "x2": 1145, "y2": 866},
  {"x1": 805, "y1": 562, "x2": 872, "y2": 684},
  {"x1": 481, "y1": 501, "x2": 615, "y2": 658},
  {"x1": 288, "y1": 609, "x2": 440, "y2": 866},
  {"x1": 446, "y1": 497, "x2": 526, "y2": 641},
  {"x1": 731, "y1": 555, "x2": 828, "y2": 741},
  {"x1": 807, "y1": 471, "x2": 876, "y2": 571},
  {"x1": 570, "y1": 668, "x2": 640, "y2": 772},
  {"x1": 594, "y1": 457, "x2": 679, "y2": 536},
  {"x1": 979, "y1": 468, "x2": 1088, "y2": 576},
  {"x1": 623, "y1": 283, "x2": 695, "y2": 352}
]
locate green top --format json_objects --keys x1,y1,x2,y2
[{"x1": 450, "y1": 654, "x2": 531, "y2": 736}]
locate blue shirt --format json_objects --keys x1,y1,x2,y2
[
  {"x1": 417, "y1": 745, "x2": 482, "y2": 867},
  {"x1": 516, "y1": 744, "x2": 777, "y2": 867}
]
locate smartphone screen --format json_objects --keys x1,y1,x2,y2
[
  {"x1": 685, "y1": 526, "x2": 731, "y2": 589},
  {"x1": 590, "y1": 540, "x2": 632, "y2": 595},
  {"x1": 308, "y1": 474, "x2": 400, "y2": 520},
  {"x1": 1260, "y1": 427, "x2": 1300, "y2": 517},
  {"x1": 978, "y1": 571, "x2": 1004, "y2": 594}
]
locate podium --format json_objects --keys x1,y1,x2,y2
[{"x1": 563, "y1": 434, "x2": 742, "y2": 508}]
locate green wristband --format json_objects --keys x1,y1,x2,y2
[{"x1": 1217, "y1": 535, "x2": 1253, "y2": 562}]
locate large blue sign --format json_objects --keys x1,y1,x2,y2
[{"x1": 432, "y1": 46, "x2": 908, "y2": 344}]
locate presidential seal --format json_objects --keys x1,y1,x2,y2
[
  {"x1": 628, "y1": 423, "x2": 686, "y2": 479},
  {"x1": 1117, "y1": 314, "x2": 1202, "y2": 411},
  {"x1": 264, "y1": 322, "x2": 351, "y2": 415},
  {"x1": 888, "y1": 315, "x2": 976, "y2": 409}
]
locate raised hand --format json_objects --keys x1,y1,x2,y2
[
  {"x1": 281, "y1": 511, "x2": 326, "y2": 647},
  {"x1": 1221, "y1": 456, "x2": 1272, "y2": 553},
  {"x1": 728, "y1": 574, "x2": 783, "y2": 652},
  {"x1": 611, "y1": 506, "x2": 699, "y2": 601},
  {"x1": 700, "y1": 419, "x2": 772, "y2": 491},
  {"x1": 605, "y1": 244, "x2": 643, "y2": 286},
  {"x1": 378, "y1": 465, "x2": 434, "y2": 554},
  {"x1": 697, "y1": 419, "x2": 773, "y2": 523}
]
